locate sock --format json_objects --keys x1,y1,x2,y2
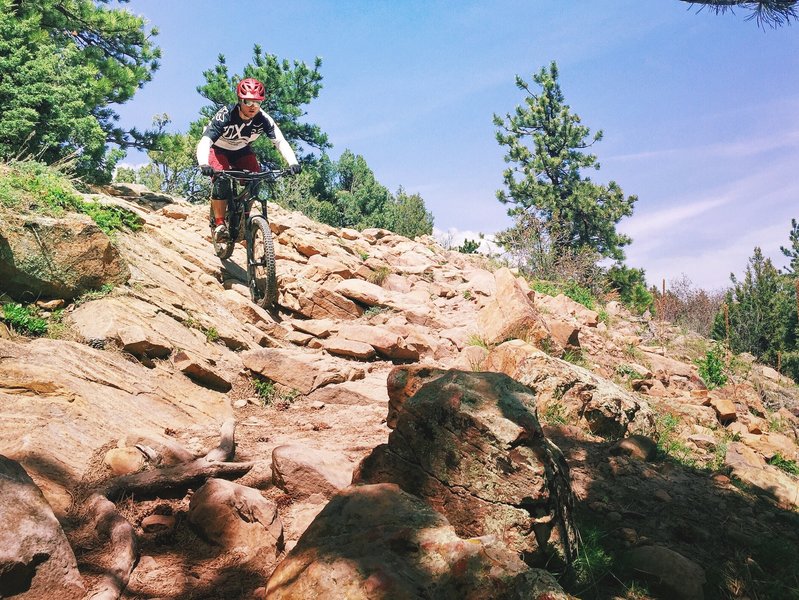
[{"x1": 215, "y1": 217, "x2": 224, "y2": 226}]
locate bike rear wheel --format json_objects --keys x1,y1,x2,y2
[{"x1": 247, "y1": 216, "x2": 278, "y2": 308}]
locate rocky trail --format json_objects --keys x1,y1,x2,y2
[{"x1": 1, "y1": 183, "x2": 798, "y2": 600}]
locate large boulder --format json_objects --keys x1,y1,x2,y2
[
  {"x1": 355, "y1": 367, "x2": 577, "y2": 568},
  {"x1": 476, "y1": 268, "x2": 555, "y2": 350},
  {"x1": 0, "y1": 456, "x2": 85, "y2": 600},
  {"x1": 188, "y1": 478, "x2": 283, "y2": 562},
  {"x1": 271, "y1": 445, "x2": 354, "y2": 500},
  {"x1": 484, "y1": 340, "x2": 656, "y2": 439},
  {"x1": 0, "y1": 211, "x2": 129, "y2": 302},
  {"x1": 265, "y1": 483, "x2": 575, "y2": 599}
]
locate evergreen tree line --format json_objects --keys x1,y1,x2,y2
[
  {"x1": 709, "y1": 223, "x2": 799, "y2": 381},
  {"x1": 116, "y1": 45, "x2": 435, "y2": 239},
  {"x1": 488, "y1": 60, "x2": 799, "y2": 381},
  {"x1": 3, "y1": 1, "x2": 797, "y2": 379}
]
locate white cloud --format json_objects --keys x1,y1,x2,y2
[
  {"x1": 621, "y1": 195, "x2": 730, "y2": 241},
  {"x1": 432, "y1": 227, "x2": 498, "y2": 254},
  {"x1": 607, "y1": 129, "x2": 799, "y2": 163},
  {"x1": 631, "y1": 221, "x2": 790, "y2": 290}
]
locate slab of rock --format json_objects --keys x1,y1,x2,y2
[
  {"x1": 272, "y1": 445, "x2": 354, "y2": 500},
  {"x1": 484, "y1": 340, "x2": 656, "y2": 439},
  {"x1": 321, "y1": 336, "x2": 376, "y2": 360},
  {"x1": 725, "y1": 443, "x2": 799, "y2": 508},
  {"x1": 242, "y1": 348, "x2": 348, "y2": 395},
  {"x1": 0, "y1": 456, "x2": 86, "y2": 599},
  {"x1": 355, "y1": 368, "x2": 577, "y2": 567},
  {"x1": 707, "y1": 392, "x2": 737, "y2": 424},
  {"x1": 610, "y1": 435, "x2": 658, "y2": 461},
  {"x1": 173, "y1": 350, "x2": 233, "y2": 392},
  {"x1": 536, "y1": 293, "x2": 599, "y2": 327},
  {"x1": 337, "y1": 323, "x2": 419, "y2": 361},
  {"x1": 476, "y1": 267, "x2": 554, "y2": 349},
  {"x1": 0, "y1": 211, "x2": 129, "y2": 302},
  {"x1": 334, "y1": 279, "x2": 388, "y2": 307},
  {"x1": 289, "y1": 318, "x2": 337, "y2": 338},
  {"x1": 188, "y1": 478, "x2": 283, "y2": 561},
  {"x1": 265, "y1": 483, "x2": 575, "y2": 599},
  {"x1": 303, "y1": 284, "x2": 364, "y2": 319},
  {"x1": 624, "y1": 545, "x2": 705, "y2": 600},
  {"x1": 305, "y1": 373, "x2": 390, "y2": 407},
  {"x1": 0, "y1": 338, "x2": 231, "y2": 514},
  {"x1": 103, "y1": 447, "x2": 146, "y2": 475}
]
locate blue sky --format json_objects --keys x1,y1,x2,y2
[{"x1": 116, "y1": 1, "x2": 799, "y2": 290}]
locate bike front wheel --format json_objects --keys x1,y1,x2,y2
[{"x1": 247, "y1": 216, "x2": 278, "y2": 308}]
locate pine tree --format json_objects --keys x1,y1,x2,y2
[
  {"x1": 712, "y1": 248, "x2": 798, "y2": 377},
  {"x1": 1, "y1": 0, "x2": 161, "y2": 180},
  {"x1": 780, "y1": 218, "x2": 799, "y2": 276},
  {"x1": 493, "y1": 62, "x2": 636, "y2": 264}
]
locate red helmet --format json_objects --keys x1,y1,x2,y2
[{"x1": 236, "y1": 78, "x2": 265, "y2": 101}]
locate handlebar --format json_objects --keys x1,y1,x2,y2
[{"x1": 207, "y1": 168, "x2": 292, "y2": 182}]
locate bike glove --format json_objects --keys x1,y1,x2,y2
[
  {"x1": 200, "y1": 165, "x2": 215, "y2": 177},
  {"x1": 289, "y1": 163, "x2": 302, "y2": 175}
]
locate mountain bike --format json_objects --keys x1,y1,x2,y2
[{"x1": 206, "y1": 166, "x2": 289, "y2": 308}]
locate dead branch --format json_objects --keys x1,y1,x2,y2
[
  {"x1": 84, "y1": 493, "x2": 138, "y2": 600},
  {"x1": 101, "y1": 418, "x2": 251, "y2": 499},
  {"x1": 204, "y1": 417, "x2": 236, "y2": 462},
  {"x1": 101, "y1": 458, "x2": 255, "y2": 501},
  {"x1": 77, "y1": 419, "x2": 252, "y2": 599}
]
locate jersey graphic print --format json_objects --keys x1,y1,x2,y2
[{"x1": 203, "y1": 103, "x2": 276, "y2": 152}]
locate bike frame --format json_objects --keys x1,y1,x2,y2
[
  {"x1": 208, "y1": 166, "x2": 290, "y2": 307},
  {"x1": 213, "y1": 167, "x2": 288, "y2": 241}
]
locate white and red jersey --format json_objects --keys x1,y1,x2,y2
[{"x1": 196, "y1": 103, "x2": 298, "y2": 166}]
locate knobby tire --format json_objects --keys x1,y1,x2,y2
[{"x1": 248, "y1": 216, "x2": 277, "y2": 308}]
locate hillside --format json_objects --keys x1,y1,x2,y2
[{"x1": 1, "y1": 181, "x2": 798, "y2": 600}]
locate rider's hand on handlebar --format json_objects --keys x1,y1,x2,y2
[
  {"x1": 200, "y1": 164, "x2": 215, "y2": 177},
  {"x1": 289, "y1": 163, "x2": 302, "y2": 175}
]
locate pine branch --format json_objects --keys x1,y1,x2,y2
[{"x1": 680, "y1": 0, "x2": 798, "y2": 27}]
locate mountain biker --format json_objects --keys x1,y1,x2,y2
[{"x1": 196, "y1": 77, "x2": 301, "y2": 241}]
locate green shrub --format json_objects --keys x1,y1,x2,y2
[
  {"x1": 615, "y1": 364, "x2": 645, "y2": 380},
  {"x1": 253, "y1": 378, "x2": 275, "y2": 402},
  {"x1": 252, "y1": 377, "x2": 299, "y2": 408},
  {"x1": 0, "y1": 160, "x2": 141, "y2": 235},
  {"x1": 573, "y1": 524, "x2": 614, "y2": 592},
  {"x1": 541, "y1": 402, "x2": 569, "y2": 425},
  {"x1": 362, "y1": 306, "x2": 387, "y2": 318},
  {"x1": 562, "y1": 348, "x2": 589, "y2": 368},
  {"x1": 466, "y1": 333, "x2": 491, "y2": 349},
  {"x1": 74, "y1": 284, "x2": 115, "y2": 307},
  {"x1": 1, "y1": 303, "x2": 48, "y2": 336},
  {"x1": 606, "y1": 264, "x2": 653, "y2": 315},
  {"x1": 457, "y1": 238, "x2": 480, "y2": 254},
  {"x1": 654, "y1": 412, "x2": 696, "y2": 467},
  {"x1": 367, "y1": 266, "x2": 391, "y2": 286},
  {"x1": 533, "y1": 280, "x2": 597, "y2": 310},
  {"x1": 770, "y1": 453, "x2": 799, "y2": 476},
  {"x1": 695, "y1": 344, "x2": 728, "y2": 390}
]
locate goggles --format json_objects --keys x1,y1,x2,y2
[{"x1": 241, "y1": 98, "x2": 262, "y2": 107}]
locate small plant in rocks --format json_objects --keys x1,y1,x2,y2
[
  {"x1": 695, "y1": 344, "x2": 728, "y2": 390},
  {"x1": 1, "y1": 302, "x2": 48, "y2": 336},
  {"x1": 769, "y1": 453, "x2": 799, "y2": 476}
]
